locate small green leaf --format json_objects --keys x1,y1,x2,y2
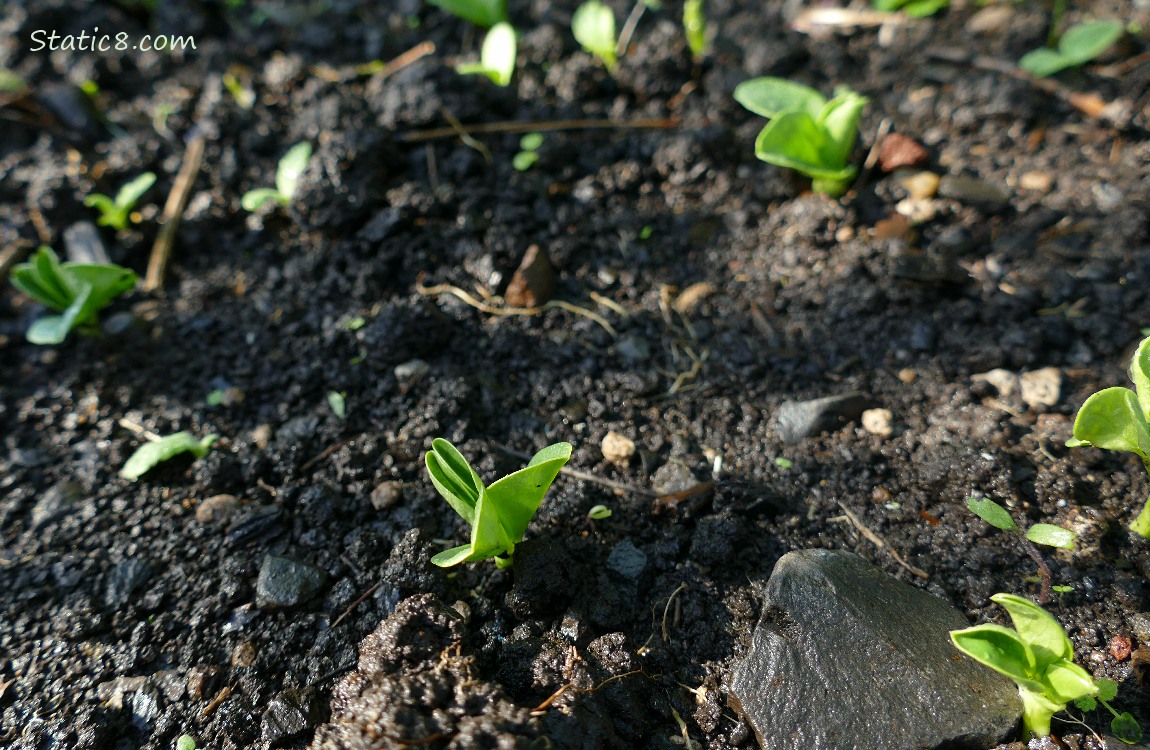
[
  {"x1": 1095, "y1": 677, "x2": 1119, "y2": 703},
  {"x1": 967, "y1": 496, "x2": 1019, "y2": 531},
  {"x1": 733, "y1": 77, "x2": 826, "y2": 120},
  {"x1": 1112, "y1": 712, "x2": 1143, "y2": 744},
  {"x1": 426, "y1": 438, "x2": 484, "y2": 524},
  {"x1": 588, "y1": 504, "x2": 613, "y2": 520},
  {"x1": 121, "y1": 432, "x2": 218, "y2": 481},
  {"x1": 817, "y1": 89, "x2": 869, "y2": 168},
  {"x1": 485, "y1": 442, "x2": 573, "y2": 541},
  {"x1": 275, "y1": 142, "x2": 312, "y2": 200},
  {"x1": 775, "y1": 457, "x2": 793, "y2": 469},
  {"x1": 1069, "y1": 386, "x2": 1150, "y2": 457},
  {"x1": 176, "y1": 736, "x2": 197, "y2": 750},
  {"x1": 1052, "y1": 584, "x2": 1074, "y2": 593},
  {"x1": 483, "y1": 22, "x2": 517, "y2": 86},
  {"x1": 1129, "y1": 337, "x2": 1150, "y2": 418},
  {"x1": 241, "y1": 188, "x2": 285, "y2": 212},
  {"x1": 1058, "y1": 20, "x2": 1123, "y2": 65},
  {"x1": 431, "y1": 543, "x2": 476, "y2": 567},
  {"x1": 1025, "y1": 523, "x2": 1077, "y2": 549},
  {"x1": 327, "y1": 391, "x2": 346, "y2": 420},
  {"x1": 115, "y1": 172, "x2": 156, "y2": 212},
  {"x1": 520, "y1": 132, "x2": 544, "y2": 151},
  {"x1": 428, "y1": 0, "x2": 507, "y2": 28},
  {"x1": 1075, "y1": 695, "x2": 1098, "y2": 711},
  {"x1": 572, "y1": 0, "x2": 618, "y2": 70},
  {"x1": 991, "y1": 593, "x2": 1074, "y2": 666},
  {"x1": 901, "y1": 0, "x2": 949, "y2": 16},
  {"x1": 1019, "y1": 48, "x2": 1074, "y2": 78},
  {"x1": 950, "y1": 623, "x2": 1041, "y2": 691},
  {"x1": 512, "y1": 151, "x2": 539, "y2": 172},
  {"x1": 683, "y1": 0, "x2": 706, "y2": 57}
]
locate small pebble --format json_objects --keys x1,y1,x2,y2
[
  {"x1": 972, "y1": 369, "x2": 1020, "y2": 399},
  {"x1": 878, "y1": 134, "x2": 928, "y2": 172},
  {"x1": 1019, "y1": 171, "x2": 1053, "y2": 192},
  {"x1": 895, "y1": 198, "x2": 937, "y2": 224},
  {"x1": 966, "y1": 5, "x2": 1013, "y2": 33},
  {"x1": 231, "y1": 641, "x2": 257, "y2": 667},
  {"x1": 898, "y1": 368, "x2": 918, "y2": 384},
  {"x1": 938, "y1": 175, "x2": 1010, "y2": 206},
  {"x1": 862, "y1": 408, "x2": 894, "y2": 439},
  {"x1": 369, "y1": 481, "x2": 403, "y2": 510},
  {"x1": 251, "y1": 424, "x2": 272, "y2": 450},
  {"x1": 504, "y1": 244, "x2": 556, "y2": 308},
  {"x1": 601, "y1": 431, "x2": 636, "y2": 465},
  {"x1": 394, "y1": 359, "x2": 429, "y2": 383},
  {"x1": 899, "y1": 171, "x2": 941, "y2": 200},
  {"x1": 1020, "y1": 367, "x2": 1061, "y2": 410},
  {"x1": 1111, "y1": 635, "x2": 1133, "y2": 661},
  {"x1": 196, "y1": 494, "x2": 240, "y2": 525}
]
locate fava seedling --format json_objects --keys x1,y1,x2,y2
[
  {"x1": 573, "y1": 0, "x2": 619, "y2": 70},
  {"x1": 1067, "y1": 335, "x2": 1150, "y2": 538},
  {"x1": 85, "y1": 172, "x2": 156, "y2": 231},
  {"x1": 683, "y1": 0, "x2": 706, "y2": 57},
  {"x1": 1019, "y1": 20, "x2": 1124, "y2": 77},
  {"x1": 425, "y1": 438, "x2": 572, "y2": 567},
  {"x1": 967, "y1": 495, "x2": 1076, "y2": 603},
  {"x1": 121, "y1": 431, "x2": 218, "y2": 480},
  {"x1": 871, "y1": 0, "x2": 948, "y2": 18},
  {"x1": 429, "y1": 0, "x2": 507, "y2": 28},
  {"x1": 241, "y1": 141, "x2": 312, "y2": 212},
  {"x1": 9, "y1": 246, "x2": 138, "y2": 345},
  {"x1": 951, "y1": 594, "x2": 1140, "y2": 741},
  {"x1": 733, "y1": 77, "x2": 868, "y2": 198},
  {"x1": 457, "y1": 21, "x2": 517, "y2": 86}
]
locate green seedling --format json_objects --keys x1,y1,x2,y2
[
  {"x1": 1067, "y1": 335, "x2": 1150, "y2": 538},
  {"x1": 241, "y1": 141, "x2": 312, "y2": 212},
  {"x1": 733, "y1": 77, "x2": 868, "y2": 198},
  {"x1": 457, "y1": 21, "x2": 517, "y2": 86},
  {"x1": 9, "y1": 246, "x2": 138, "y2": 345},
  {"x1": 121, "y1": 431, "x2": 218, "y2": 480},
  {"x1": 967, "y1": 495, "x2": 1076, "y2": 604},
  {"x1": 429, "y1": 0, "x2": 507, "y2": 28},
  {"x1": 513, "y1": 132, "x2": 544, "y2": 171},
  {"x1": 573, "y1": 0, "x2": 618, "y2": 70},
  {"x1": 425, "y1": 438, "x2": 572, "y2": 568},
  {"x1": 871, "y1": 0, "x2": 948, "y2": 18},
  {"x1": 1019, "y1": 20, "x2": 1124, "y2": 77},
  {"x1": 588, "y1": 504, "x2": 613, "y2": 520},
  {"x1": 327, "y1": 391, "x2": 346, "y2": 420},
  {"x1": 175, "y1": 736, "x2": 197, "y2": 750},
  {"x1": 683, "y1": 0, "x2": 706, "y2": 57},
  {"x1": 1075, "y1": 678, "x2": 1144, "y2": 744},
  {"x1": 84, "y1": 172, "x2": 156, "y2": 231},
  {"x1": 951, "y1": 594, "x2": 1139, "y2": 741}
]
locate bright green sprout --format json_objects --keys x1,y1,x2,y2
[
  {"x1": 1019, "y1": 20, "x2": 1124, "y2": 77},
  {"x1": 683, "y1": 0, "x2": 706, "y2": 57},
  {"x1": 513, "y1": 132, "x2": 544, "y2": 172},
  {"x1": 573, "y1": 0, "x2": 619, "y2": 70},
  {"x1": 775, "y1": 457, "x2": 793, "y2": 469},
  {"x1": 871, "y1": 0, "x2": 949, "y2": 18},
  {"x1": 733, "y1": 77, "x2": 868, "y2": 198},
  {"x1": 950, "y1": 594, "x2": 1100, "y2": 738},
  {"x1": 428, "y1": 0, "x2": 507, "y2": 28},
  {"x1": 84, "y1": 172, "x2": 156, "y2": 231},
  {"x1": 241, "y1": 141, "x2": 312, "y2": 212},
  {"x1": 587, "y1": 504, "x2": 613, "y2": 520},
  {"x1": 967, "y1": 496, "x2": 1077, "y2": 549},
  {"x1": 639, "y1": 225, "x2": 653, "y2": 240},
  {"x1": 175, "y1": 735, "x2": 197, "y2": 750},
  {"x1": 121, "y1": 432, "x2": 218, "y2": 481},
  {"x1": 1066, "y1": 335, "x2": 1150, "y2": 537},
  {"x1": 457, "y1": 21, "x2": 517, "y2": 86},
  {"x1": 1075, "y1": 679, "x2": 1144, "y2": 744},
  {"x1": 223, "y1": 71, "x2": 255, "y2": 109},
  {"x1": 425, "y1": 438, "x2": 572, "y2": 568},
  {"x1": 9, "y1": 246, "x2": 138, "y2": 345},
  {"x1": 342, "y1": 316, "x2": 367, "y2": 331},
  {"x1": 1051, "y1": 585, "x2": 1074, "y2": 594},
  {"x1": 328, "y1": 391, "x2": 347, "y2": 420}
]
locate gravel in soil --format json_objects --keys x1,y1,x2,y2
[{"x1": 2, "y1": 1, "x2": 1150, "y2": 749}]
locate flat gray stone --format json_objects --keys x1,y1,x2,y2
[
  {"x1": 775, "y1": 393, "x2": 873, "y2": 444},
  {"x1": 730, "y1": 550, "x2": 1020, "y2": 750},
  {"x1": 256, "y1": 555, "x2": 327, "y2": 608}
]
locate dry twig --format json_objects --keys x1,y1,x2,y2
[
  {"x1": 836, "y1": 501, "x2": 929, "y2": 579},
  {"x1": 145, "y1": 127, "x2": 206, "y2": 292},
  {"x1": 416, "y1": 276, "x2": 617, "y2": 336}
]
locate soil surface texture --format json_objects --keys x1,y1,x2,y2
[{"x1": 2, "y1": 1, "x2": 1150, "y2": 749}]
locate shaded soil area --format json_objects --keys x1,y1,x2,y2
[{"x1": 2, "y1": 0, "x2": 1150, "y2": 748}]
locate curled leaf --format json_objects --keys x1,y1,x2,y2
[{"x1": 121, "y1": 432, "x2": 218, "y2": 480}]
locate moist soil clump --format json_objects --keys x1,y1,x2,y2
[{"x1": 2, "y1": 1, "x2": 1150, "y2": 749}]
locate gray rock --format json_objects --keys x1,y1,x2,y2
[
  {"x1": 606, "y1": 540, "x2": 647, "y2": 584},
  {"x1": 370, "y1": 481, "x2": 404, "y2": 510},
  {"x1": 105, "y1": 558, "x2": 154, "y2": 607},
  {"x1": 130, "y1": 681, "x2": 162, "y2": 731},
  {"x1": 262, "y1": 688, "x2": 322, "y2": 743},
  {"x1": 775, "y1": 393, "x2": 874, "y2": 444},
  {"x1": 651, "y1": 462, "x2": 701, "y2": 496},
  {"x1": 30, "y1": 481, "x2": 84, "y2": 530},
  {"x1": 615, "y1": 334, "x2": 651, "y2": 364},
  {"x1": 730, "y1": 550, "x2": 1020, "y2": 750},
  {"x1": 256, "y1": 555, "x2": 328, "y2": 607},
  {"x1": 939, "y1": 175, "x2": 1011, "y2": 206},
  {"x1": 276, "y1": 415, "x2": 319, "y2": 445},
  {"x1": 63, "y1": 221, "x2": 111, "y2": 264}
]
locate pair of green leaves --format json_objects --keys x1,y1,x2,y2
[
  {"x1": 425, "y1": 439, "x2": 572, "y2": 568},
  {"x1": 10, "y1": 246, "x2": 138, "y2": 345},
  {"x1": 84, "y1": 172, "x2": 156, "y2": 231},
  {"x1": 456, "y1": 21, "x2": 517, "y2": 86},
  {"x1": 951, "y1": 594, "x2": 1141, "y2": 742},
  {"x1": 967, "y1": 496, "x2": 1077, "y2": 549},
  {"x1": 241, "y1": 142, "x2": 312, "y2": 212},
  {"x1": 429, "y1": 0, "x2": 507, "y2": 28},
  {"x1": 1067, "y1": 336, "x2": 1150, "y2": 537},
  {"x1": 1019, "y1": 20, "x2": 1124, "y2": 78},
  {"x1": 733, "y1": 78, "x2": 868, "y2": 198},
  {"x1": 951, "y1": 594, "x2": 1098, "y2": 738},
  {"x1": 573, "y1": 0, "x2": 618, "y2": 71}
]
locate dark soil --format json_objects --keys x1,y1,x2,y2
[{"x1": 3, "y1": 1, "x2": 1150, "y2": 748}]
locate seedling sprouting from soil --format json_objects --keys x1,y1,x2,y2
[
  {"x1": 871, "y1": 0, "x2": 948, "y2": 18},
  {"x1": 967, "y1": 495, "x2": 1076, "y2": 604},
  {"x1": 425, "y1": 438, "x2": 572, "y2": 568},
  {"x1": 84, "y1": 172, "x2": 156, "y2": 230},
  {"x1": 456, "y1": 21, "x2": 517, "y2": 86},
  {"x1": 573, "y1": 0, "x2": 619, "y2": 70},
  {"x1": 9, "y1": 246, "x2": 138, "y2": 345},
  {"x1": 1066, "y1": 335, "x2": 1150, "y2": 538},
  {"x1": 512, "y1": 132, "x2": 543, "y2": 171},
  {"x1": 683, "y1": 0, "x2": 707, "y2": 58},
  {"x1": 1019, "y1": 20, "x2": 1124, "y2": 77},
  {"x1": 121, "y1": 431, "x2": 218, "y2": 481},
  {"x1": 587, "y1": 504, "x2": 612, "y2": 520},
  {"x1": 241, "y1": 142, "x2": 312, "y2": 212},
  {"x1": 429, "y1": 0, "x2": 507, "y2": 28},
  {"x1": 733, "y1": 77, "x2": 868, "y2": 198},
  {"x1": 951, "y1": 594, "x2": 1140, "y2": 742}
]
